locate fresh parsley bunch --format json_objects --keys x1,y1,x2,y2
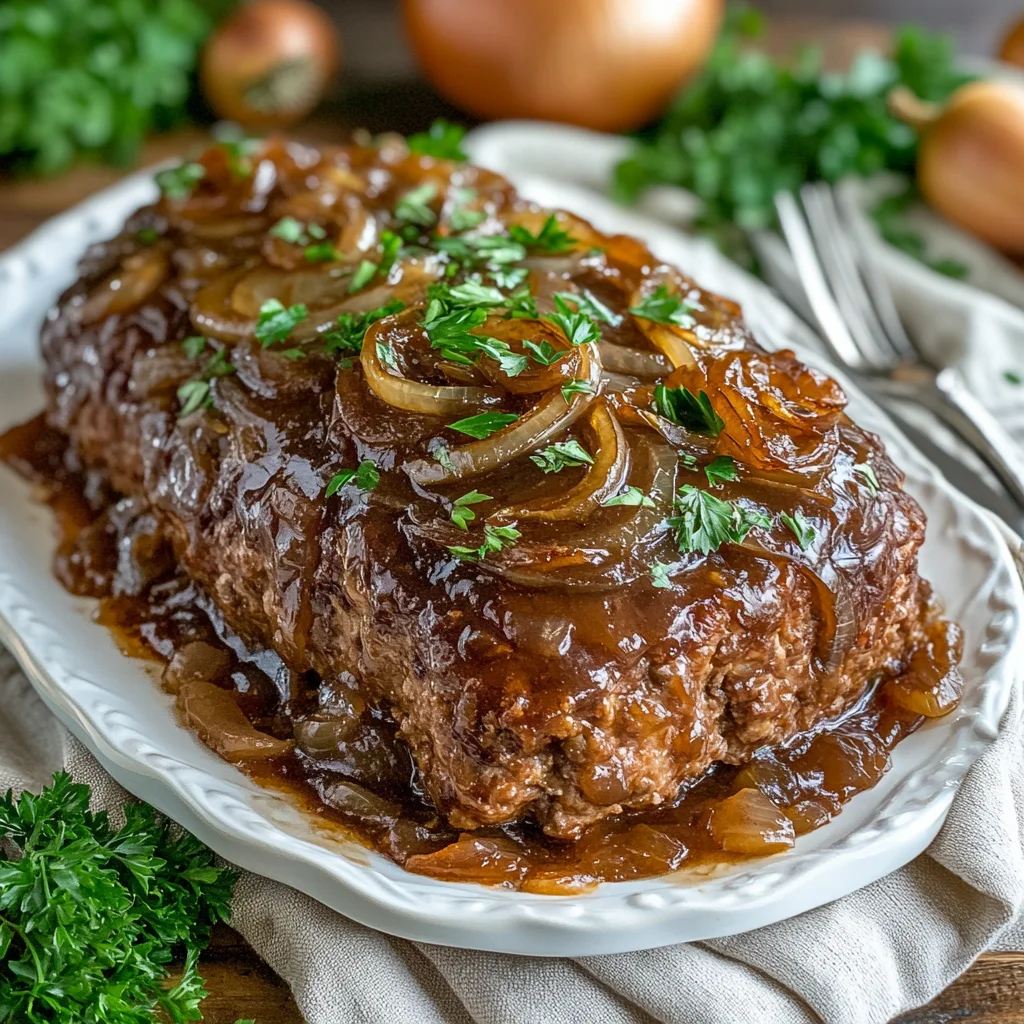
[
  {"x1": 0, "y1": 0, "x2": 229, "y2": 175},
  {"x1": 612, "y1": 4, "x2": 972, "y2": 273},
  {"x1": 0, "y1": 773, "x2": 236, "y2": 1023}
]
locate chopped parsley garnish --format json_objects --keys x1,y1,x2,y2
[
  {"x1": 1004, "y1": 370, "x2": 1022, "y2": 386},
  {"x1": 177, "y1": 347, "x2": 234, "y2": 416},
  {"x1": 407, "y1": 118, "x2": 469, "y2": 161},
  {"x1": 449, "y1": 201, "x2": 486, "y2": 232},
  {"x1": 155, "y1": 161, "x2": 205, "y2": 200},
  {"x1": 509, "y1": 214, "x2": 577, "y2": 253},
  {"x1": 448, "y1": 279, "x2": 507, "y2": 307},
  {"x1": 649, "y1": 561, "x2": 674, "y2": 589},
  {"x1": 448, "y1": 412, "x2": 518, "y2": 439},
  {"x1": 304, "y1": 242, "x2": 342, "y2": 263},
  {"x1": 654, "y1": 385, "x2": 725, "y2": 435},
  {"x1": 269, "y1": 217, "x2": 327, "y2": 246},
  {"x1": 348, "y1": 230, "x2": 402, "y2": 293},
  {"x1": 432, "y1": 443, "x2": 455, "y2": 472},
  {"x1": 530, "y1": 439, "x2": 594, "y2": 474},
  {"x1": 524, "y1": 339, "x2": 562, "y2": 366},
  {"x1": 325, "y1": 460, "x2": 380, "y2": 496},
  {"x1": 255, "y1": 299, "x2": 309, "y2": 347},
  {"x1": 781, "y1": 510, "x2": 816, "y2": 550},
  {"x1": 553, "y1": 290, "x2": 622, "y2": 326},
  {"x1": 491, "y1": 265, "x2": 530, "y2": 290},
  {"x1": 602, "y1": 486, "x2": 656, "y2": 508},
  {"x1": 679, "y1": 451, "x2": 698, "y2": 469},
  {"x1": 323, "y1": 300, "x2": 405, "y2": 356},
  {"x1": 448, "y1": 523, "x2": 521, "y2": 562},
  {"x1": 433, "y1": 233, "x2": 527, "y2": 268},
  {"x1": 423, "y1": 304, "x2": 490, "y2": 365},
  {"x1": 629, "y1": 285, "x2": 696, "y2": 328},
  {"x1": 560, "y1": 379, "x2": 595, "y2": 404},
  {"x1": 544, "y1": 295, "x2": 602, "y2": 347},
  {"x1": 474, "y1": 337, "x2": 529, "y2": 377},
  {"x1": 669, "y1": 485, "x2": 770, "y2": 555},
  {"x1": 450, "y1": 490, "x2": 492, "y2": 530},
  {"x1": 396, "y1": 182, "x2": 438, "y2": 228},
  {"x1": 376, "y1": 340, "x2": 398, "y2": 370},
  {"x1": 137, "y1": 226, "x2": 161, "y2": 245},
  {"x1": 279, "y1": 348, "x2": 306, "y2": 360},
  {"x1": 704, "y1": 455, "x2": 738, "y2": 487},
  {"x1": 182, "y1": 335, "x2": 207, "y2": 359},
  {"x1": 853, "y1": 462, "x2": 880, "y2": 497}
]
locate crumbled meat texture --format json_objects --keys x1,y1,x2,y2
[{"x1": 39, "y1": 139, "x2": 932, "y2": 838}]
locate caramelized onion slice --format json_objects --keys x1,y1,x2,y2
[
  {"x1": 361, "y1": 315, "x2": 502, "y2": 416},
  {"x1": 81, "y1": 250, "x2": 170, "y2": 325},
  {"x1": 493, "y1": 399, "x2": 628, "y2": 524},
  {"x1": 405, "y1": 342, "x2": 602, "y2": 486},
  {"x1": 177, "y1": 680, "x2": 293, "y2": 762},
  {"x1": 628, "y1": 275, "x2": 697, "y2": 369},
  {"x1": 710, "y1": 788, "x2": 795, "y2": 855},
  {"x1": 599, "y1": 342, "x2": 671, "y2": 380}
]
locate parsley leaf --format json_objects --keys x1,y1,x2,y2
[
  {"x1": 704, "y1": 455, "x2": 738, "y2": 487},
  {"x1": 853, "y1": 462, "x2": 880, "y2": 497},
  {"x1": 649, "y1": 561, "x2": 674, "y2": 589},
  {"x1": 524, "y1": 339, "x2": 563, "y2": 366},
  {"x1": 304, "y1": 242, "x2": 341, "y2": 263},
  {"x1": 451, "y1": 490, "x2": 492, "y2": 529},
  {"x1": 270, "y1": 217, "x2": 327, "y2": 246},
  {"x1": 156, "y1": 161, "x2": 205, "y2": 200},
  {"x1": 530, "y1": 439, "x2": 594, "y2": 474},
  {"x1": 781, "y1": 510, "x2": 816, "y2": 550},
  {"x1": 0, "y1": 772, "x2": 235, "y2": 1023},
  {"x1": 561, "y1": 379, "x2": 596, "y2": 404},
  {"x1": 177, "y1": 379, "x2": 211, "y2": 416},
  {"x1": 669, "y1": 485, "x2": 770, "y2": 554},
  {"x1": 433, "y1": 233, "x2": 527, "y2": 268},
  {"x1": 544, "y1": 295, "x2": 601, "y2": 347},
  {"x1": 629, "y1": 285, "x2": 695, "y2": 327},
  {"x1": 448, "y1": 412, "x2": 518, "y2": 438},
  {"x1": 553, "y1": 290, "x2": 622, "y2": 326},
  {"x1": 602, "y1": 486, "x2": 657, "y2": 508},
  {"x1": 323, "y1": 300, "x2": 405, "y2": 356},
  {"x1": 137, "y1": 226, "x2": 161, "y2": 245},
  {"x1": 396, "y1": 182, "x2": 439, "y2": 228},
  {"x1": 349, "y1": 260, "x2": 378, "y2": 293},
  {"x1": 255, "y1": 298, "x2": 309, "y2": 347},
  {"x1": 326, "y1": 460, "x2": 379, "y2": 496},
  {"x1": 348, "y1": 231, "x2": 402, "y2": 293},
  {"x1": 1005, "y1": 370, "x2": 1023, "y2": 386},
  {"x1": 448, "y1": 278, "x2": 507, "y2": 308},
  {"x1": 182, "y1": 335, "x2": 207, "y2": 359},
  {"x1": 449, "y1": 523, "x2": 521, "y2": 562},
  {"x1": 654, "y1": 386, "x2": 725, "y2": 435},
  {"x1": 177, "y1": 347, "x2": 235, "y2": 417},
  {"x1": 407, "y1": 118, "x2": 469, "y2": 161},
  {"x1": 509, "y1": 214, "x2": 577, "y2": 253},
  {"x1": 376, "y1": 340, "x2": 398, "y2": 370}
]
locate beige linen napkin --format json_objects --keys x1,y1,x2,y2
[{"x1": 2, "y1": 627, "x2": 1022, "y2": 1024}]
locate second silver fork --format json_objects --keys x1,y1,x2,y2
[{"x1": 771, "y1": 182, "x2": 1024, "y2": 511}]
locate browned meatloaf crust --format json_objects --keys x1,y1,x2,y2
[{"x1": 39, "y1": 138, "x2": 932, "y2": 839}]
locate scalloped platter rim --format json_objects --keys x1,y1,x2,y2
[{"x1": 0, "y1": 149, "x2": 1021, "y2": 956}]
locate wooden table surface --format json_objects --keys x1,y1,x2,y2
[{"x1": 2, "y1": 17, "x2": 1022, "y2": 1024}]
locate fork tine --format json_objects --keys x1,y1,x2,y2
[
  {"x1": 799, "y1": 184, "x2": 897, "y2": 369},
  {"x1": 774, "y1": 191, "x2": 867, "y2": 370},
  {"x1": 832, "y1": 186, "x2": 919, "y2": 364}
]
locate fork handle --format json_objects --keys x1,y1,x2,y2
[{"x1": 878, "y1": 368, "x2": 1024, "y2": 511}]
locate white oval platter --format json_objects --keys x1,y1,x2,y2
[{"x1": 0, "y1": 143, "x2": 1021, "y2": 957}]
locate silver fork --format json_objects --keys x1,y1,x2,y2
[{"x1": 773, "y1": 182, "x2": 1024, "y2": 512}]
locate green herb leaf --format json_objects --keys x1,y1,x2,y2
[
  {"x1": 449, "y1": 204, "x2": 486, "y2": 231},
  {"x1": 433, "y1": 444, "x2": 455, "y2": 472},
  {"x1": 156, "y1": 161, "x2": 205, "y2": 200},
  {"x1": 448, "y1": 278, "x2": 507, "y2": 308},
  {"x1": 137, "y1": 226, "x2": 161, "y2": 245},
  {"x1": 509, "y1": 214, "x2": 577, "y2": 253},
  {"x1": 376, "y1": 340, "x2": 398, "y2": 370},
  {"x1": 602, "y1": 486, "x2": 656, "y2": 508},
  {"x1": 553, "y1": 290, "x2": 622, "y2": 326},
  {"x1": 629, "y1": 285, "x2": 695, "y2": 327},
  {"x1": 407, "y1": 119, "x2": 469, "y2": 161},
  {"x1": 304, "y1": 242, "x2": 342, "y2": 263},
  {"x1": 704, "y1": 455, "x2": 738, "y2": 487},
  {"x1": 269, "y1": 216, "x2": 307, "y2": 243},
  {"x1": 396, "y1": 182, "x2": 439, "y2": 228},
  {"x1": 182, "y1": 336, "x2": 207, "y2": 359},
  {"x1": 853, "y1": 462, "x2": 880, "y2": 497},
  {"x1": 326, "y1": 460, "x2": 379, "y2": 497},
  {"x1": 0, "y1": 772, "x2": 235, "y2": 1023},
  {"x1": 349, "y1": 259, "x2": 378, "y2": 293},
  {"x1": 524, "y1": 339, "x2": 563, "y2": 366},
  {"x1": 491, "y1": 265, "x2": 530, "y2": 290},
  {"x1": 177, "y1": 379, "x2": 211, "y2": 416},
  {"x1": 560, "y1": 379, "x2": 596, "y2": 404},
  {"x1": 781, "y1": 509, "x2": 816, "y2": 550},
  {"x1": 649, "y1": 561, "x2": 674, "y2": 589},
  {"x1": 544, "y1": 295, "x2": 601, "y2": 347},
  {"x1": 669, "y1": 485, "x2": 769, "y2": 554},
  {"x1": 473, "y1": 337, "x2": 529, "y2": 377},
  {"x1": 448, "y1": 523, "x2": 521, "y2": 562},
  {"x1": 1004, "y1": 370, "x2": 1022, "y2": 386},
  {"x1": 323, "y1": 300, "x2": 405, "y2": 356},
  {"x1": 654, "y1": 386, "x2": 725, "y2": 435},
  {"x1": 450, "y1": 490, "x2": 492, "y2": 529},
  {"x1": 255, "y1": 298, "x2": 309, "y2": 347},
  {"x1": 448, "y1": 412, "x2": 518, "y2": 439},
  {"x1": 530, "y1": 439, "x2": 594, "y2": 474}
]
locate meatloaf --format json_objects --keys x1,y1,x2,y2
[{"x1": 38, "y1": 135, "x2": 938, "y2": 840}]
